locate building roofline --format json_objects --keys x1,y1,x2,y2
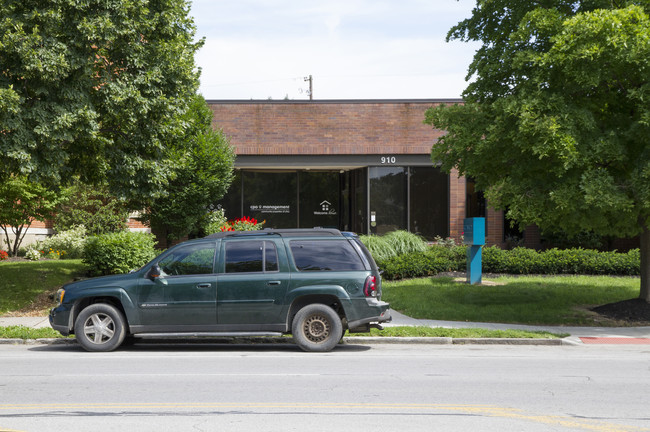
[{"x1": 205, "y1": 98, "x2": 463, "y2": 105}]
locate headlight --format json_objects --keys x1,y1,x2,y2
[{"x1": 56, "y1": 288, "x2": 65, "y2": 305}]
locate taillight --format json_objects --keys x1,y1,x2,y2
[{"x1": 364, "y1": 275, "x2": 377, "y2": 297}]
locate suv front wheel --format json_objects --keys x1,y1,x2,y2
[
  {"x1": 74, "y1": 303, "x2": 126, "y2": 352},
  {"x1": 292, "y1": 304, "x2": 343, "y2": 352}
]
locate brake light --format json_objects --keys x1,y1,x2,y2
[{"x1": 364, "y1": 275, "x2": 377, "y2": 297}]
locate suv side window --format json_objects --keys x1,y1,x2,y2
[
  {"x1": 290, "y1": 240, "x2": 365, "y2": 271},
  {"x1": 158, "y1": 243, "x2": 216, "y2": 276},
  {"x1": 225, "y1": 241, "x2": 279, "y2": 273}
]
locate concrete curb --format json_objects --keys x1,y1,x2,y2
[{"x1": 0, "y1": 336, "x2": 571, "y2": 347}]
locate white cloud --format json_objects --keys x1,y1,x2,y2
[{"x1": 190, "y1": 0, "x2": 480, "y2": 99}]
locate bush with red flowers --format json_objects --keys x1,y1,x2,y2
[
  {"x1": 219, "y1": 216, "x2": 265, "y2": 232},
  {"x1": 0, "y1": 250, "x2": 9, "y2": 261}
]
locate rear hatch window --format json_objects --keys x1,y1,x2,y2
[{"x1": 290, "y1": 240, "x2": 366, "y2": 271}]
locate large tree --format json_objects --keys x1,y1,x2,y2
[
  {"x1": 0, "y1": 0, "x2": 203, "y2": 202},
  {"x1": 425, "y1": 1, "x2": 650, "y2": 301},
  {"x1": 139, "y1": 95, "x2": 235, "y2": 247}
]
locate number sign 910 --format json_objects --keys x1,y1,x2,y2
[{"x1": 380, "y1": 156, "x2": 396, "y2": 164}]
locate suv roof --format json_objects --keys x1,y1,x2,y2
[{"x1": 204, "y1": 228, "x2": 345, "y2": 239}]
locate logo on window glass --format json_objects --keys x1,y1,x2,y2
[{"x1": 314, "y1": 200, "x2": 337, "y2": 216}]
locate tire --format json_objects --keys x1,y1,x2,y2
[
  {"x1": 74, "y1": 303, "x2": 127, "y2": 352},
  {"x1": 291, "y1": 304, "x2": 343, "y2": 352}
]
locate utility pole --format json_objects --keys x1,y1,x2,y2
[{"x1": 304, "y1": 75, "x2": 313, "y2": 100}]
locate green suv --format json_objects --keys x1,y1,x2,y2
[{"x1": 49, "y1": 229, "x2": 391, "y2": 352}]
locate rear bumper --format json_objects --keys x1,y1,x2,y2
[{"x1": 347, "y1": 300, "x2": 391, "y2": 330}]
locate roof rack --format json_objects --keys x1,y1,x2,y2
[{"x1": 205, "y1": 228, "x2": 343, "y2": 239}]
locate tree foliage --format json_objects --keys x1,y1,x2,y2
[
  {"x1": 425, "y1": 1, "x2": 650, "y2": 300},
  {"x1": 0, "y1": 177, "x2": 60, "y2": 256},
  {"x1": 139, "y1": 95, "x2": 235, "y2": 246},
  {"x1": 0, "y1": 0, "x2": 203, "y2": 202},
  {"x1": 53, "y1": 179, "x2": 129, "y2": 235}
]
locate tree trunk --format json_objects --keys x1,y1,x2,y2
[{"x1": 640, "y1": 221, "x2": 650, "y2": 303}]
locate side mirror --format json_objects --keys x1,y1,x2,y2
[{"x1": 147, "y1": 264, "x2": 162, "y2": 281}]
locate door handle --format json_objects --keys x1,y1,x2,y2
[
  {"x1": 196, "y1": 283, "x2": 212, "y2": 289},
  {"x1": 267, "y1": 281, "x2": 281, "y2": 286}
]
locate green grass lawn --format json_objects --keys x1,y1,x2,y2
[
  {"x1": 382, "y1": 275, "x2": 640, "y2": 326},
  {"x1": 0, "y1": 259, "x2": 87, "y2": 315}
]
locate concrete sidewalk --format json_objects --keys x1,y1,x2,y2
[
  {"x1": 2, "y1": 312, "x2": 650, "y2": 345},
  {"x1": 385, "y1": 310, "x2": 650, "y2": 344}
]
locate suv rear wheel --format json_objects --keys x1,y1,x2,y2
[
  {"x1": 292, "y1": 304, "x2": 343, "y2": 352},
  {"x1": 74, "y1": 303, "x2": 126, "y2": 352}
]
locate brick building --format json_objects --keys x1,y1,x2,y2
[{"x1": 209, "y1": 99, "x2": 512, "y2": 247}]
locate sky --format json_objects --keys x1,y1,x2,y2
[{"x1": 189, "y1": 0, "x2": 481, "y2": 100}]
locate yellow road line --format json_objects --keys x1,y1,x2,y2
[{"x1": 0, "y1": 402, "x2": 647, "y2": 432}]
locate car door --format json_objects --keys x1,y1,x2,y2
[
  {"x1": 138, "y1": 241, "x2": 217, "y2": 330},
  {"x1": 216, "y1": 238, "x2": 289, "y2": 327}
]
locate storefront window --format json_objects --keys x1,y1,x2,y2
[
  {"x1": 369, "y1": 167, "x2": 407, "y2": 235},
  {"x1": 243, "y1": 171, "x2": 297, "y2": 228},
  {"x1": 410, "y1": 167, "x2": 449, "y2": 240},
  {"x1": 299, "y1": 171, "x2": 340, "y2": 229},
  {"x1": 220, "y1": 166, "x2": 449, "y2": 239}
]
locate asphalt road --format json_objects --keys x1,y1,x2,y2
[{"x1": 1, "y1": 342, "x2": 649, "y2": 432}]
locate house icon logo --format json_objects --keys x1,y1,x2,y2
[
  {"x1": 320, "y1": 200, "x2": 331, "y2": 211},
  {"x1": 315, "y1": 200, "x2": 337, "y2": 216}
]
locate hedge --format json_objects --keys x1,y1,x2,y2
[{"x1": 378, "y1": 245, "x2": 640, "y2": 280}]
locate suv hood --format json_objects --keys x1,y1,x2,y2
[{"x1": 63, "y1": 272, "x2": 137, "y2": 292}]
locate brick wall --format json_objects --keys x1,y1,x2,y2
[
  {"x1": 449, "y1": 169, "x2": 466, "y2": 241},
  {"x1": 209, "y1": 100, "x2": 454, "y2": 156}
]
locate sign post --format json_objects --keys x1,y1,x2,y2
[{"x1": 463, "y1": 217, "x2": 485, "y2": 285}]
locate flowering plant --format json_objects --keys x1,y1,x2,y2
[
  {"x1": 219, "y1": 216, "x2": 265, "y2": 232},
  {"x1": 25, "y1": 247, "x2": 41, "y2": 261},
  {"x1": 43, "y1": 248, "x2": 65, "y2": 260},
  {"x1": 0, "y1": 250, "x2": 8, "y2": 261}
]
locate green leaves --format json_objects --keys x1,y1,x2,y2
[
  {"x1": 0, "y1": 0, "x2": 202, "y2": 201},
  {"x1": 426, "y1": 1, "x2": 650, "y2": 239}
]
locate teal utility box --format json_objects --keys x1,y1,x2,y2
[
  {"x1": 463, "y1": 217, "x2": 485, "y2": 246},
  {"x1": 463, "y1": 218, "x2": 485, "y2": 285}
]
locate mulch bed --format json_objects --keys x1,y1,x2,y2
[{"x1": 592, "y1": 299, "x2": 650, "y2": 325}]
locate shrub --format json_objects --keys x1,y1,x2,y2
[
  {"x1": 379, "y1": 245, "x2": 467, "y2": 280},
  {"x1": 24, "y1": 247, "x2": 41, "y2": 261},
  {"x1": 53, "y1": 180, "x2": 128, "y2": 235},
  {"x1": 379, "y1": 244, "x2": 640, "y2": 280},
  {"x1": 83, "y1": 231, "x2": 157, "y2": 276},
  {"x1": 360, "y1": 231, "x2": 428, "y2": 263},
  {"x1": 0, "y1": 250, "x2": 8, "y2": 261},
  {"x1": 200, "y1": 209, "x2": 229, "y2": 235},
  {"x1": 383, "y1": 231, "x2": 427, "y2": 255},
  {"x1": 359, "y1": 235, "x2": 396, "y2": 262},
  {"x1": 41, "y1": 225, "x2": 87, "y2": 259}
]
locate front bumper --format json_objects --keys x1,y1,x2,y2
[{"x1": 49, "y1": 305, "x2": 73, "y2": 336}]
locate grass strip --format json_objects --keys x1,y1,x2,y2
[
  {"x1": 346, "y1": 326, "x2": 567, "y2": 339},
  {"x1": 0, "y1": 325, "x2": 70, "y2": 339}
]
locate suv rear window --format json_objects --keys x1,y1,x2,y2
[{"x1": 290, "y1": 240, "x2": 365, "y2": 271}]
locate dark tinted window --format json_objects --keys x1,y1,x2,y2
[
  {"x1": 265, "y1": 242, "x2": 278, "y2": 272},
  {"x1": 225, "y1": 241, "x2": 278, "y2": 273},
  {"x1": 290, "y1": 240, "x2": 365, "y2": 271},
  {"x1": 159, "y1": 243, "x2": 216, "y2": 275}
]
